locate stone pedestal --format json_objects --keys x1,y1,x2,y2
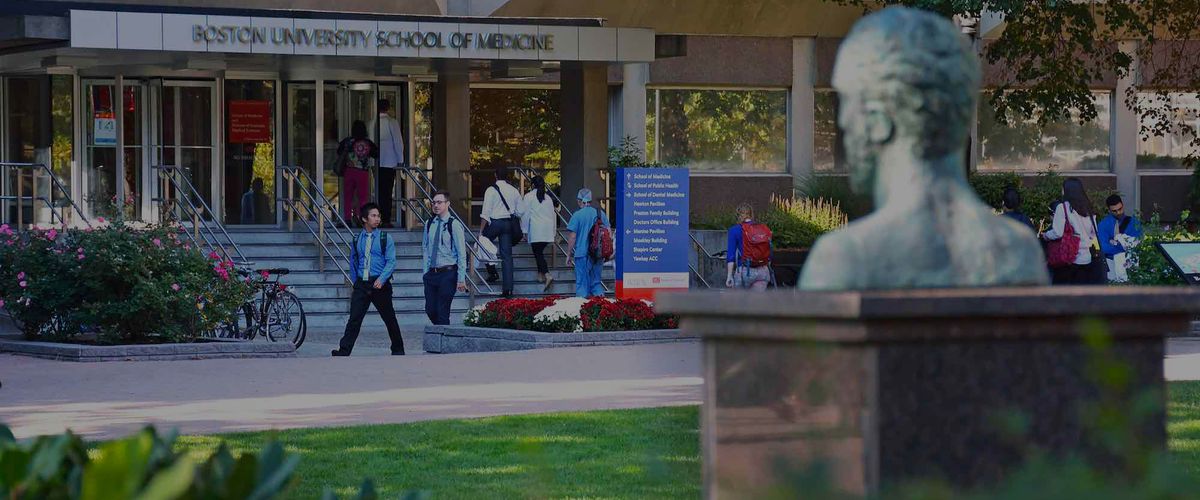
[{"x1": 656, "y1": 287, "x2": 1200, "y2": 497}]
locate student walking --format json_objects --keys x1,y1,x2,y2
[
  {"x1": 566, "y1": 188, "x2": 610, "y2": 298},
  {"x1": 1041, "y1": 178, "x2": 1105, "y2": 285},
  {"x1": 480, "y1": 166, "x2": 523, "y2": 298},
  {"x1": 333, "y1": 202, "x2": 405, "y2": 356},
  {"x1": 422, "y1": 190, "x2": 467, "y2": 325},
  {"x1": 725, "y1": 203, "x2": 773, "y2": 291},
  {"x1": 372, "y1": 99, "x2": 405, "y2": 228},
  {"x1": 521, "y1": 175, "x2": 557, "y2": 292},
  {"x1": 335, "y1": 120, "x2": 377, "y2": 225}
]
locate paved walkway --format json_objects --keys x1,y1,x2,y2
[
  {"x1": 0, "y1": 342, "x2": 702, "y2": 440},
  {"x1": 3, "y1": 338, "x2": 1200, "y2": 441}
]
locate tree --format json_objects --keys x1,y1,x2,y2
[{"x1": 830, "y1": 0, "x2": 1200, "y2": 169}]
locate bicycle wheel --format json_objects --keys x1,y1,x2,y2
[
  {"x1": 221, "y1": 302, "x2": 256, "y2": 341},
  {"x1": 266, "y1": 291, "x2": 306, "y2": 348}
]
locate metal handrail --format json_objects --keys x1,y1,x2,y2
[
  {"x1": 0, "y1": 162, "x2": 90, "y2": 228},
  {"x1": 396, "y1": 166, "x2": 499, "y2": 296},
  {"x1": 512, "y1": 166, "x2": 612, "y2": 294},
  {"x1": 278, "y1": 165, "x2": 353, "y2": 284},
  {"x1": 152, "y1": 165, "x2": 250, "y2": 266},
  {"x1": 689, "y1": 232, "x2": 725, "y2": 289}
]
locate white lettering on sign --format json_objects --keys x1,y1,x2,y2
[{"x1": 192, "y1": 24, "x2": 551, "y2": 51}]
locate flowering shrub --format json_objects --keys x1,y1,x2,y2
[
  {"x1": 463, "y1": 296, "x2": 677, "y2": 332},
  {"x1": 0, "y1": 223, "x2": 253, "y2": 344}
]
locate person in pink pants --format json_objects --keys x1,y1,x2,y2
[{"x1": 336, "y1": 120, "x2": 378, "y2": 224}]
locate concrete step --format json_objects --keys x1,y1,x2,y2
[
  {"x1": 288, "y1": 279, "x2": 579, "y2": 300},
  {"x1": 244, "y1": 255, "x2": 582, "y2": 273}
]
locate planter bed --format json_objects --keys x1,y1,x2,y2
[
  {"x1": 423, "y1": 325, "x2": 695, "y2": 354},
  {"x1": 0, "y1": 334, "x2": 295, "y2": 362}
]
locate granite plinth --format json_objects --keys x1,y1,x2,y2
[
  {"x1": 423, "y1": 325, "x2": 693, "y2": 354},
  {"x1": 0, "y1": 335, "x2": 296, "y2": 361},
  {"x1": 656, "y1": 287, "x2": 1200, "y2": 497}
]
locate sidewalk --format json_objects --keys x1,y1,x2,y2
[{"x1": 0, "y1": 341, "x2": 702, "y2": 440}]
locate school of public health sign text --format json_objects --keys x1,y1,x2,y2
[{"x1": 192, "y1": 24, "x2": 552, "y2": 51}]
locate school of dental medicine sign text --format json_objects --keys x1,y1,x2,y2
[{"x1": 193, "y1": 24, "x2": 552, "y2": 51}]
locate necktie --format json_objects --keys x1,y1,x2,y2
[
  {"x1": 429, "y1": 218, "x2": 441, "y2": 269},
  {"x1": 362, "y1": 233, "x2": 372, "y2": 281}
]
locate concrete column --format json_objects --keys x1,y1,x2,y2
[
  {"x1": 560, "y1": 61, "x2": 609, "y2": 208},
  {"x1": 1113, "y1": 40, "x2": 1140, "y2": 209},
  {"x1": 621, "y1": 62, "x2": 649, "y2": 162},
  {"x1": 790, "y1": 38, "x2": 816, "y2": 189},
  {"x1": 431, "y1": 61, "x2": 472, "y2": 218}
]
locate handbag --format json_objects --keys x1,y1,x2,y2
[
  {"x1": 1088, "y1": 214, "x2": 1109, "y2": 280},
  {"x1": 482, "y1": 184, "x2": 524, "y2": 244},
  {"x1": 1046, "y1": 202, "x2": 1081, "y2": 268}
]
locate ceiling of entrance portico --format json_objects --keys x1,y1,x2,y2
[{"x1": 486, "y1": 0, "x2": 863, "y2": 37}]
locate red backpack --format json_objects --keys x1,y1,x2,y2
[
  {"x1": 588, "y1": 211, "x2": 614, "y2": 262},
  {"x1": 740, "y1": 222, "x2": 773, "y2": 267}
]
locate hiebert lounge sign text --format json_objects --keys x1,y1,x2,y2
[{"x1": 193, "y1": 24, "x2": 552, "y2": 51}]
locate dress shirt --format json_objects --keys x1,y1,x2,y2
[
  {"x1": 480, "y1": 180, "x2": 523, "y2": 223},
  {"x1": 422, "y1": 214, "x2": 468, "y2": 284}
]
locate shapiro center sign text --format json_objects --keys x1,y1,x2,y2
[{"x1": 192, "y1": 24, "x2": 553, "y2": 51}]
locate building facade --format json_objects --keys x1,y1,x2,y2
[{"x1": 0, "y1": 1, "x2": 1193, "y2": 228}]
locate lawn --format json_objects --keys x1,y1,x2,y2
[
  {"x1": 1171, "y1": 381, "x2": 1200, "y2": 475},
  {"x1": 175, "y1": 406, "x2": 701, "y2": 499},
  {"x1": 171, "y1": 382, "x2": 1200, "y2": 499}
]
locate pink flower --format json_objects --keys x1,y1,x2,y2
[
  {"x1": 209, "y1": 251, "x2": 220, "y2": 260},
  {"x1": 77, "y1": 247, "x2": 83, "y2": 253},
  {"x1": 19, "y1": 281, "x2": 27, "y2": 288},
  {"x1": 171, "y1": 283, "x2": 181, "y2": 291},
  {"x1": 260, "y1": 270, "x2": 270, "y2": 279},
  {"x1": 46, "y1": 229, "x2": 57, "y2": 241},
  {"x1": 16, "y1": 272, "x2": 25, "y2": 280},
  {"x1": 77, "y1": 254, "x2": 85, "y2": 261},
  {"x1": 0, "y1": 224, "x2": 11, "y2": 235},
  {"x1": 97, "y1": 217, "x2": 106, "y2": 223},
  {"x1": 0, "y1": 298, "x2": 4, "y2": 308},
  {"x1": 152, "y1": 238, "x2": 162, "y2": 247}
]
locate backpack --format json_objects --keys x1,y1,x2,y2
[
  {"x1": 739, "y1": 221, "x2": 773, "y2": 267},
  {"x1": 424, "y1": 216, "x2": 460, "y2": 262},
  {"x1": 350, "y1": 230, "x2": 390, "y2": 278},
  {"x1": 1046, "y1": 202, "x2": 1081, "y2": 268},
  {"x1": 587, "y1": 210, "x2": 614, "y2": 262}
]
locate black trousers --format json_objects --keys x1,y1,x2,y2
[
  {"x1": 423, "y1": 267, "x2": 457, "y2": 325},
  {"x1": 338, "y1": 279, "x2": 405, "y2": 354},
  {"x1": 377, "y1": 167, "x2": 397, "y2": 225},
  {"x1": 1050, "y1": 260, "x2": 1107, "y2": 285},
  {"x1": 531, "y1": 242, "x2": 549, "y2": 275}
]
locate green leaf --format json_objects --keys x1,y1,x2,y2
[
  {"x1": 0, "y1": 425, "x2": 14, "y2": 445},
  {"x1": 81, "y1": 432, "x2": 154, "y2": 500},
  {"x1": 133, "y1": 458, "x2": 194, "y2": 500},
  {"x1": 246, "y1": 453, "x2": 299, "y2": 500},
  {"x1": 0, "y1": 448, "x2": 32, "y2": 488}
]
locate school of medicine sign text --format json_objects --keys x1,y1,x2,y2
[{"x1": 192, "y1": 24, "x2": 552, "y2": 51}]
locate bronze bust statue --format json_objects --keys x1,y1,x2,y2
[{"x1": 799, "y1": 7, "x2": 1050, "y2": 290}]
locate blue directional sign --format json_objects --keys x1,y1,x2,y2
[{"x1": 615, "y1": 168, "x2": 690, "y2": 300}]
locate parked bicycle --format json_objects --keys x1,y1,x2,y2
[{"x1": 217, "y1": 267, "x2": 307, "y2": 348}]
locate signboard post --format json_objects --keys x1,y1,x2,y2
[
  {"x1": 616, "y1": 167, "x2": 690, "y2": 300},
  {"x1": 228, "y1": 100, "x2": 272, "y2": 143}
]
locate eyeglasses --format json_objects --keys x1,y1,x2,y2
[{"x1": 432, "y1": 199, "x2": 449, "y2": 205}]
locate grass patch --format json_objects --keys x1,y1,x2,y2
[
  {"x1": 1171, "y1": 381, "x2": 1200, "y2": 475},
  {"x1": 175, "y1": 406, "x2": 700, "y2": 499}
]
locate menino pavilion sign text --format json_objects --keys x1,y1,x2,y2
[{"x1": 192, "y1": 24, "x2": 553, "y2": 51}]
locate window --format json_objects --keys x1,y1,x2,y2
[
  {"x1": 645, "y1": 88, "x2": 788, "y2": 173},
  {"x1": 1137, "y1": 91, "x2": 1200, "y2": 169},
  {"x1": 977, "y1": 91, "x2": 1112, "y2": 172},
  {"x1": 814, "y1": 90, "x2": 844, "y2": 173}
]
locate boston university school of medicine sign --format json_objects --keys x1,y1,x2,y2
[{"x1": 69, "y1": 10, "x2": 655, "y2": 62}]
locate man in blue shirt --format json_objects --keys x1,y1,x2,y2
[
  {"x1": 333, "y1": 202, "x2": 405, "y2": 356},
  {"x1": 421, "y1": 189, "x2": 467, "y2": 325},
  {"x1": 1098, "y1": 194, "x2": 1143, "y2": 281},
  {"x1": 565, "y1": 188, "x2": 610, "y2": 298}
]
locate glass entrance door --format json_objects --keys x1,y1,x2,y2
[
  {"x1": 224, "y1": 80, "x2": 277, "y2": 225},
  {"x1": 83, "y1": 79, "x2": 146, "y2": 220},
  {"x1": 155, "y1": 81, "x2": 217, "y2": 222}
]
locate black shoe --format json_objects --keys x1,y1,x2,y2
[
  {"x1": 391, "y1": 351, "x2": 406, "y2": 356},
  {"x1": 331, "y1": 349, "x2": 350, "y2": 357}
]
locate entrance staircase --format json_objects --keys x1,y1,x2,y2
[{"x1": 220, "y1": 227, "x2": 613, "y2": 330}]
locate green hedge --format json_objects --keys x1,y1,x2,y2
[
  {"x1": 969, "y1": 170, "x2": 1117, "y2": 225},
  {"x1": 691, "y1": 195, "x2": 848, "y2": 249}
]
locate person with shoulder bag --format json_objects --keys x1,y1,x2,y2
[
  {"x1": 725, "y1": 202, "x2": 773, "y2": 291},
  {"x1": 479, "y1": 165, "x2": 524, "y2": 298},
  {"x1": 1040, "y1": 178, "x2": 1106, "y2": 285}
]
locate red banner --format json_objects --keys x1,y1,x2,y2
[{"x1": 228, "y1": 100, "x2": 271, "y2": 143}]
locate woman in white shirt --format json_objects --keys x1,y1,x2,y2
[
  {"x1": 1041, "y1": 178, "x2": 1105, "y2": 285},
  {"x1": 522, "y1": 176, "x2": 558, "y2": 292}
]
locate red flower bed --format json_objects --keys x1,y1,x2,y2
[
  {"x1": 462, "y1": 296, "x2": 679, "y2": 332},
  {"x1": 467, "y1": 297, "x2": 558, "y2": 331},
  {"x1": 579, "y1": 297, "x2": 677, "y2": 332}
]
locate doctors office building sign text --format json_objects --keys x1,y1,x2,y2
[{"x1": 192, "y1": 23, "x2": 553, "y2": 51}]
